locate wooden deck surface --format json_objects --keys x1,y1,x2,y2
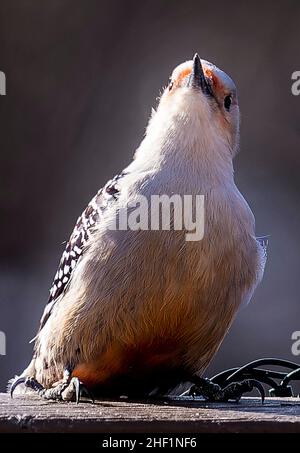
[{"x1": 1, "y1": 393, "x2": 300, "y2": 433}]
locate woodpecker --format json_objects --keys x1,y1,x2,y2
[{"x1": 10, "y1": 54, "x2": 267, "y2": 403}]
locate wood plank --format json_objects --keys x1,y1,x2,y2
[{"x1": 1, "y1": 393, "x2": 300, "y2": 433}]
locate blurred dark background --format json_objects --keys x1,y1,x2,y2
[{"x1": 0, "y1": 0, "x2": 300, "y2": 392}]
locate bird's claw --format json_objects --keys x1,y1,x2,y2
[
  {"x1": 72, "y1": 377, "x2": 94, "y2": 404},
  {"x1": 10, "y1": 376, "x2": 44, "y2": 398},
  {"x1": 10, "y1": 375, "x2": 94, "y2": 403},
  {"x1": 188, "y1": 377, "x2": 265, "y2": 403},
  {"x1": 221, "y1": 379, "x2": 265, "y2": 403},
  {"x1": 188, "y1": 377, "x2": 223, "y2": 400}
]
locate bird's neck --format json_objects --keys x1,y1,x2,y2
[{"x1": 133, "y1": 111, "x2": 235, "y2": 194}]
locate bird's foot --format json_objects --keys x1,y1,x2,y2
[
  {"x1": 58, "y1": 376, "x2": 94, "y2": 404},
  {"x1": 10, "y1": 376, "x2": 44, "y2": 396},
  {"x1": 187, "y1": 376, "x2": 265, "y2": 403},
  {"x1": 10, "y1": 373, "x2": 94, "y2": 404}
]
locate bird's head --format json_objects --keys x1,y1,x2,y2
[{"x1": 155, "y1": 54, "x2": 240, "y2": 156}]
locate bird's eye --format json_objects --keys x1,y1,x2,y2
[
  {"x1": 224, "y1": 95, "x2": 232, "y2": 111},
  {"x1": 168, "y1": 80, "x2": 174, "y2": 91}
]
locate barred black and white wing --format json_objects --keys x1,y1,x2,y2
[{"x1": 39, "y1": 172, "x2": 125, "y2": 330}]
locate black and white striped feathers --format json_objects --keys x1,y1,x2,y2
[{"x1": 39, "y1": 172, "x2": 125, "y2": 330}]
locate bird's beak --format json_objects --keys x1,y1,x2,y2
[{"x1": 187, "y1": 53, "x2": 213, "y2": 97}]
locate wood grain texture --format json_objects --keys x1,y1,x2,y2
[{"x1": 1, "y1": 393, "x2": 300, "y2": 433}]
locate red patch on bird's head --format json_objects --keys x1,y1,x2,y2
[
  {"x1": 174, "y1": 67, "x2": 192, "y2": 87},
  {"x1": 169, "y1": 59, "x2": 231, "y2": 99},
  {"x1": 204, "y1": 68, "x2": 218, "y2": 87},
  {"x1": 204, "y1": 67, "x2": 230, "y2": 100}
]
